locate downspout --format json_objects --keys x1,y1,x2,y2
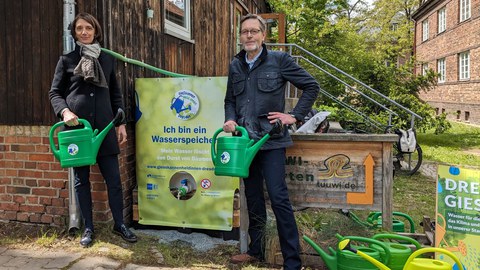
[
  {"x1": 63, "y1": 0, "x2": 76, "y2": 54},
  {"x1": 63, "y1": 0, "x2": 82, "y2": 234}
]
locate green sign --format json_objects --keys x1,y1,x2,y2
[
  {"x1": 436, "y1": 165, "x2": 480, "y2": 269},
  {"x1": 135, "y1": 77, "x2": 238, "y2": 230}
]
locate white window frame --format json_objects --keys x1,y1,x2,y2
[
  {"x1": 422, "y1": 63, "x2": 429, "y2": 76},
  {"x1": 460, "y1": 0, "x2": 471, "y2": 22},
  {"x1": 422, "y1": 19, "x2": 429, "y2": 42},
  {"x1": 438, "y1": 7, "x2": 446, "y2": 33},
  {"x1": 165, "y1": 0, "x2": 193, "y2": 42},
  {"x1": 437, "y1": 58, "x2": 446, "y2": 83},
  {"x1": 458, "y1": 51, "x2": 470, "y2": 80}
]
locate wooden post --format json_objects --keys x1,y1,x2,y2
[
  {"x1": 239, "y1": 179, "x2": 249, "y2": 253},
  {"x1": 382, "y1": 142, "x2": 394, "y2": 230}
]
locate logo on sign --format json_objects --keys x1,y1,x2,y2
[{"x1": 170, "y1": 90, "x2": 200, "y2": 121}]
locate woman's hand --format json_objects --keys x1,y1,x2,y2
[
  {"x1": 117, "y1": 124, "x2": 127, "y2": 145},
  {"x1": 62, "y1": 109, "x2": 80, "y2": 126},
  {"x1": 223, "y1": 120, "x2": 238, "y2": 133}
]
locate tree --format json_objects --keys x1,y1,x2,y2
[{"x1": 267, "y1": 0, "x2": 450, "y2": 132}]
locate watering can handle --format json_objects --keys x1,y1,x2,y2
[
  {"x1": 211, "y1": 126, "x2": 250, "y2": 162},
  {"x1": 369, "y1": 211, "x2": 416, "y2": 233},
  {"x1": 372, "y1": 233, "x2": 422, "y2": 250},
  {"x1": 48, "y1": 119, "x2": 92, "y2": 160},
  {"x1": 404, "y1": 247, "x2": 464, "y2": 270},
  {"x1": 336, "y1": 234, "x2": 392, "y2": 266}
]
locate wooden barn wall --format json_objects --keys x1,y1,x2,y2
[
  {"x1": 193, "y1": 0, "x2": 231, "y2": 76},
  {"x1": 0, "y1": 0, "x2": 268, "y2": 126},
  {"x1": 0, "y1": 0, "x2": 62, "y2": 125}
]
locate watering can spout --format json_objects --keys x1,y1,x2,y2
[
  {"x1": 244, "y1": 119, "x2": 283, "y2": 167},
  {"x1": 211, "y1": 119, "x2": 283, "y2": 178},
  {"x1": 91, "y1": 109, "x2": 125, "y2": 154},
  {"x1": 303, "y1": 235, "x2": 338, "y2": 270}
]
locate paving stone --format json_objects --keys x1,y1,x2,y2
[{"x1": 68, "y1": 256, "x2": 120, "y2": 270}]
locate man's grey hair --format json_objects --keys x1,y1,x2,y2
[{"x1": 240, "y1": 14, "x2": 266, "y2": 32}]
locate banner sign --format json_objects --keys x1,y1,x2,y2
[
  {"x1": 135, "y1": 77, "x2": 238, "y2": 231},
  {"x1": 436, "y1": 165, "x2": 480, "y2": 269}
]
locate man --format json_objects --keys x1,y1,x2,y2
[{"x1": 223, "y1": 14, "x2": 320, "y2": 270}]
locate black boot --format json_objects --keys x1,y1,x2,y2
[{"x1": 113, "y1": 224, "x2": 137, "y2": 243}]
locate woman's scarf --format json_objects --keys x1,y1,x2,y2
[{"x1": 74, "y1": 41, "x2": 108, "y2": 88}]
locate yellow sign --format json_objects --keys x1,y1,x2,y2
[{"x1": 135, "y1": 77, "x2": 239, "y2": 230}]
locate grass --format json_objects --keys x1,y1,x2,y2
[
  {"x1": 0, "y1": 121, "x2": 478, "y2": 269},
  {"x1": 417, "y1": 122, "x2": 480, "y2": 167}
]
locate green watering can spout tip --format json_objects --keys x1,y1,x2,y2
[{"x1": 303, "y1": 235, "x2": 338, "y2": 270}]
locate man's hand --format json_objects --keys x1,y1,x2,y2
[{"x1": 267, "y1": 112, "x2": 296, "y2": 125}]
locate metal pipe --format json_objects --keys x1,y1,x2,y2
[
  {"x1": 63, "y1": 0, "x2": 76, "y2": 54},
  {"x1": 63, "y1": 0, "x2": 81, "y2": 233},
  {"x1": 68, "y1": 167, "x2": 81, "y2": 233}
]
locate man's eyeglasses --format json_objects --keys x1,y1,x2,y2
[{"x1": 240, "y1": 29, "x2": 261, "y2": 36}]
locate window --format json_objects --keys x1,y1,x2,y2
[
  {"x1": 165, "y1": 0, "x2": 192, "y2": 41},
  {"x1": 465, "y1": 111, "x2": 470, "y2": 121},
  {"x1": 460, "y1": 0, "x2": 471, "y2": 22},
  {"x1": 422, "y1": 20, "x2": 429, "y2": 41},
  {"x1": 437, "y1": 58, "x2": 446, "y2": 83},
  {"x1": 458, "y1": 51, "x2": 470, "y2": 80},
  {"x1": 422, "y1": 63, "x2": 429, "y2": 76},
  {"x1": 438, "y1": 7, "x2": 446, "y2": 33},
  {"x1": 391, "y1": 23, "x2": 399, "y2": 31}
]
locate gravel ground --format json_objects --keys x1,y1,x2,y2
[{"x1": 134, "y1": 228, "x2": 239, "y2": 251}]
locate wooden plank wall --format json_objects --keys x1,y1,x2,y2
[
  {"x1": 193, "y1": 0, "x2": 231, "y2": 76},
  {"x1": 0, "y1": 0, "x2": 268, "y2": 125},
  {"x1": 0, "y1": 0, "x2": 62, "y2": 125}
]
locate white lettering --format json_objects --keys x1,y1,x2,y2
[{"x1": 445, "y1": 178, "x2": 456, "y2": 191}]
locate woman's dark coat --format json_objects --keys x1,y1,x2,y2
[{"x1": 49, "y1": 45, "x2": 125, "y2": 156}]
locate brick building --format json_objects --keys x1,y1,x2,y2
[{"x1": 412, "y1": 0, "x2": 480, "y2": 124}]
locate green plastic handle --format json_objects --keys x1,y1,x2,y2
[
  {"x1": 372, "y1": 233, "x2": 422, "y2": 250},
  {"x1": 49, "y1": 119, "x2": 92, "y2": 161},
  {"x1": 211, "y1": 126, "x2": 250, "y2": 163}
]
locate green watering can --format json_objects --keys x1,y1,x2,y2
[
  {"x1": 49, "y1": 109, "x2": 124, "y2": 168},
  {"x1": 211, "y1": 120, "x2": 282, "y2": 178},
  {"x1": 303, "y1": 235, "x2": 391, "y2": 270},
  {"x1": 370, "y1": 234, "x2": 423, "y2": 270},
  {"x1": 367, "y1": 211, "x2": 416, "y2": 233},
  {"x1": 339, "y1": 238, "x2": 464, "y2": 270}
]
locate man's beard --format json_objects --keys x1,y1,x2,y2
[{"x1": 243, "y1": 43, "x2": 259, "y2": 52}]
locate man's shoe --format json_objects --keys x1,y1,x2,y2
[
  {"x1": 113, "y1": 224, "x2": 137, "y2": 243},
  {"x1": 80, "y1": 228, "x2": 94, "y2": 247},
  {"x1": 230, "y1": 253, "x2": 258, "y2": 264}
]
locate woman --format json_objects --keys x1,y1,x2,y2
[{"x1": 49, "y1": 12, "x2": 137, "y2": 247}]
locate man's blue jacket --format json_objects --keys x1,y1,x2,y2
[{"x1": 225, "y1": 43, "x2": 320, "y2": 150}]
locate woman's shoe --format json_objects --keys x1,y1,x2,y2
[{"x1": 80, "y1": 228, "x2": 94, "y2": 247}]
